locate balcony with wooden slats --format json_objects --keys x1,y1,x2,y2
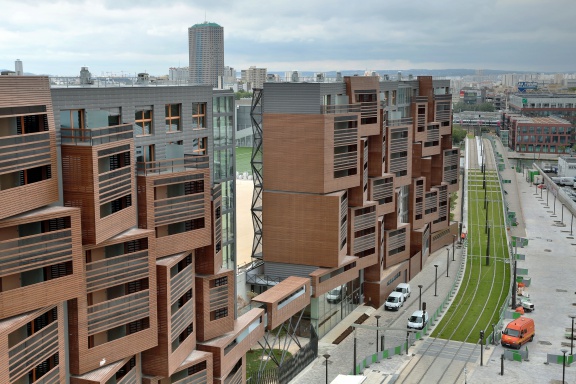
[
  {"x1": 137, "y1": 165, "x2": 211, "y2": 259},
  {"x1": 0, "y1": 206, "x2": 82, "y2": 319}
]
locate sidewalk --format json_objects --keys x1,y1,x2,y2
[{"x1": 291, "y1": 240, "x2": 466, "y2": 384}]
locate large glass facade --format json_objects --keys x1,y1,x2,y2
[{"x1": 212, "y1": 93, "x2": 236, "y2": 269}]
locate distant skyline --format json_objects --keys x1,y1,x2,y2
[{"x1": 1, "y1": 0, "x2": 575, "y2": 76}]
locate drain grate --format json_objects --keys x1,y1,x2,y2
[
  {"x1": 545, "y1": 249, "x2": 552, "y2": 252},
  {"x1": 538, "y1": 340, "x2": 552, "y2": 345},
  {"x1": 547, "y1": 239, "x2": 553, "y2": 242},
  {"x1": 567, "y1": 237, "x2": 574, "y2": 239},
  {"x1": 557, "y1": 289, "x2": 568, "y2": 293}
]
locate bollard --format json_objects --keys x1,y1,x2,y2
[
  {"x1": 500, "y1": 353, "x2": 504, "y2": 376},
  {"x1": 480, "y1": 330, "x2": 485, "y2": 366}
]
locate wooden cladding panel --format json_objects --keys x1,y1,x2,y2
[
  {"x1": 367, "y1": 126, "x2": 386, "y2": 177},
  {"x1": 368, "y1": 175, "x2": 395, "y2": 217},
  {"x1": 197, "y1": 309, "x2": 264, "y2": 379},
  {"x1": 252, "y1": 276, "x2": 311, "y2": 330},
  {"x1": 263, "y1": 191, "x2": 345, "y2": 267},
  {"x1": 0, "y1": 207, "x2": 82, "y2": 319},
  {"x1": 0, "y1": 130, "x2": 58, "y2": 220},
  {"x1": 62, "y1": 140, "x2": 136, "y2": 245},
  {"x1": 263, "y1": 113, "x2": 360, "y2": 194},
  {"x1": 136, "y1": 169, "x2": 212, "y2": 259},
  {"x1": 69, "y1": 230, "x2": 157, "y2": 375},
  {"x1": 142, "y1": 253, "x2": 196, "y2": 377},
  {"x1": 344, "y1": 76, "x2": 381, "y2": 137},
  {"x1": 195, "y1": 269, "x2": 234, "y2": 342},
  {"x1": 142, "y1": 350, "x2": 213, "y2": 384},
  {"x1": 384, "y1": 223, "x2": 410, "y2": 268},
  {"x1": 310, "y1": 256, "x2": 360, "y2": 298},
  {"x1": 70, "y1": 355, "x2": 141, "y2": 384},
  {"x1": 0, "y1": 304, "x2": 67, "y2": 384}
]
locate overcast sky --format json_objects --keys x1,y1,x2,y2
[{"x1": 1, "y1": 0, "x2": 574, "y2": 76}]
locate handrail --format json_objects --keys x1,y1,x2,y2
[{"x1": 60, "y1": 123, "x2": 133, "y2": 145}]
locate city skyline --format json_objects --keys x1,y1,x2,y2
[{"x1": 1, "y1": 0, "x2": 575, "y2": 76}]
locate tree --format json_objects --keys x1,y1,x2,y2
[
  {"x1": 452, "y1": 125, "x2": 467, "y2": 144},
  {"x1": 235, "y1": 91, "x2": 252, "y2": 100}
]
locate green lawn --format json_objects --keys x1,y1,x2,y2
[
  {"x1": 246, "y1": 348, "x2": 292, "y2": 380},
  {"x1": 431, "y1": 170, "x2": 510, "y2": 342},
  {"x1": 236, "y1": 146, "x2": 253, "y2": 175}
]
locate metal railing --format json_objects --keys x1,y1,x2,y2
[
  {"x1": 60, "y1": 123, "x2": 133, "y2": 146},
  {"x1": 136, "y1": 154, "x2": 209, "y2": 175}
]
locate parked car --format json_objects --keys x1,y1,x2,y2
[
  {"x1": 384, "y1": 291, "x2": 405, "y2": 311},
  {"x1": 395, "y1": 283, "x2": 411, "y2": 300},
  {"x1": 407, "y1": 310, "x2": 429, "y2": 330},
  {"x1": 326, "y1": 285, "x2": 346, "y2": 304}
]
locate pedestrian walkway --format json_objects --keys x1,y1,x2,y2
[{"x1": 290, "y1": 239, "x2": 466, "y2": 384}]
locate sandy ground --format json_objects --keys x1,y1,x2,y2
[{"x1": 236, "y1": 179, "x2": 255, "y2": 268}]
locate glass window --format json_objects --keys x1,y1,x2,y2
[
  {"x1": 86, "y1": 108, "x2": 121, "y2": 128},
  {"x1": 165, "y1": 104, "x2": 181, "y2": 132},
  {"x1": 60, "y1": 109, "x2": 85, "y2": 129},
  {"x1": 192, "y1": 137, "x2": 207, "y2": 155},
  {"x1": 192, "y1": 103, "x2": 206, "y2": 129},
  {"x1": 135, "y1": 107, "x2": 153, "y2": 136},
  {"x1": 136, "y1": 144, "x2": 155, "y2": 163}
]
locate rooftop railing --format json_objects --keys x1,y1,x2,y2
[{"x1": 60, "y1": 123, "x2": 133, "y2": 146}]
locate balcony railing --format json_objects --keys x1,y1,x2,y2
[
  {"x1": 87, "y1": 290, "x2": 149, "y2": 335},
  {"x1": 85, "y1": 250, "x2": 149, "y2": 293},
  {"x1": 173, "y1": 370, "x2": 208, "y2": 384},
  {"x1": 387, "y1": 117, "x2": 413, "y2": 127},
  {"x1": 320, "y1": 104, "x2": 361, "y2": 114},
  {"x1": 171, "y1": 298, "x2": 194, "y2": 341},
  {"x1": 8, "y1": 321, "x2": 59, "y2": 382},
  {"x1": 0, "y1": 131, "x2": 52, "y2": 175},
  {"x1": 117, "y1": 367, "x2": 137, "y2": 384},
  {"x1": 137, "y1": 155, "x2": 209, "y2": 176},
  {"x1": 33, "y1": 366, "x2": 60, "y2": 384},
  {"x1": 61, "y1": 123, "x2": 133, "y2": 146},
  {"x1": 170, "y1": 263, "x2": 194, "y2": 305}
]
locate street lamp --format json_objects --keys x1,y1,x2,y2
[
  {"x1": 561, "y1": 349, "x2": 568, "y2": 384},
  {"x1": 375, "y1": 315, "x2": 381, "y2": 355},
  {"x1": 569, "y1": 315, "x2": 576, "y2": 356},
  {"x1": 452, "y1": 235, "x2": 456, "y2": 261},
  {"x1": 434, "y1": 264, "x2": 439, "y2": 296},
  {"x1": 323, "y1": 353, "x2": 330, "y2": 384},
  {"x1": 418, "y1": 284, "x2": 423, "y2": 310},
  {"x1": 446, "y1": 248, "x2": 450, "y2": 277}
]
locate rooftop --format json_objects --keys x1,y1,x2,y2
[{"x1": 191, "y1": 21, "x2": 221, "y2": 28}]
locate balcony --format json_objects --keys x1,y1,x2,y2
[
  {"x1": 171, "y1": 298, "x2": 194, "y2": 343},
  {"x1": 85, "y1": 250, "x2": 149, "y2": 293},
  {"x1": 170, "y1": 262, "x2": 194, "y2": 306},
  {"x1": 87, "y1": 290, "x2": 150, "y2": 336},
  {"x1": 0, "y1": 131, "x2": 52, "y2": 174},
  {"x1": 320, "y1": 104, "x2": 361, "y2": 114},
  {"x1": 60, "y1": 123, "x2": 133, "y2": 146},
  {"x1": 8, "y1": 321, "x2": 59, "y2": 382},
  {"x1": 136, "y1": 155, "x2": 209, "y2": 176},
  {"x1": 387, "y1": 117, "x2": 413, "y2": 127}
]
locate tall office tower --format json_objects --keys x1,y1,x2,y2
[
  {"x1": 0, "y1": 73, "x2": 254, "y2": 383},
  {"x1": 249, "y1": 75, "x2": 459, "y2": 338},
  {"x1": 14, "y1": 59, "x2": 23, "y2": 75},
  {"x1": 189, "y1": 22, "x2": 224, "y2": 88}
]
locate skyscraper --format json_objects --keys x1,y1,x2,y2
[{"x1": 189, "y1": 22, "x2": 224, "y2": 88}]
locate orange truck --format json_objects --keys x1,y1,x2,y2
[{"x1": 501, "y1": 317, "x2": 535, "y2": 349}]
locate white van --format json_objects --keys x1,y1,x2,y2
[
  {"x1": 384, "y1": 291, "x2": 404, "y2": 311},
  {"x1": 395, "y1": 283, "x2": 411, "y2": 300},
  {"x1": 407, "y1": 310, "x2": 429, "y2": 330}
]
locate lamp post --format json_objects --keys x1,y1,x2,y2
[
  {"x1": 323, "y1": 354, "x2": 330, "y2": 384},
  {"x1": 446, "y1": 248, "x2": 450, "y2": 277},
  {"x1": 561, "y1": 349, "x2": 568, "y2": 384},
  {"x1": 375, "y1": 315, "x2": 381, "y2": 355},
  {"x1": 570, "y1": 315, "x2": 576, "y2": 356},
  {"x1": 452, "y1": 235, "x2": 456, "y2": 261},
  {"x1": 562, "y1": 204, "x2": 565, "y2": 224},
  {"x1": 418, "y1": 284, "x2": 423, "y2": 310},
  {"x1": 434, "y1": 264, "x2": 439, "y2": 296}
]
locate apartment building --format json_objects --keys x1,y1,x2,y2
[
  {"x1": 248, "y1": 75, "x2": 459, "y2": 337},
  {"x1": 501, "y1": 112, "x2": 572, "y2": 154},
  {"x1": 0, "y1": 74, "x2": 256, "y2": 384}
]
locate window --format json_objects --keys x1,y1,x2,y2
[
  {"x1": 60, "y1": 109, "x2": 85, "y2": 129},
  {"x1": 135, "y1": 107, "x2": 153, "y2": 135},
  {"x1": 211, "y1": 276, "x2": 228, "y2": 287},
  {"x1": 210, "y1": 307, "x2": 228, "y2": 320},
  {"x1": 193, "y1": 137, "x2": 208, "y2": 155},
  {"x1": 192, "y1": 103, "x2": 206, "y2": 129},
  {"x1": 165, "y1": 104, "x2": 181, "y2": 132},
  {"x1": 136, "y1": 144, "x2": 155, "y2": 164},
  {"x1": 86, "y1": 108, "x2": 121, "y2": 127}
]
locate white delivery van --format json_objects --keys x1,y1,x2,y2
[
  {"x1": 407, "y1": 310, "x2": 429, "y2": 330},
  {"x1": 384, "y1": 291, "x2": 404, "y2": 311},
  {"x1": 395, "y1": 283, "x2": 411, "y2": 300}
]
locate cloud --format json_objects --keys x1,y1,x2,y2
[{"x1": 1, "y1": 0, "x2": 575, "y2": 75}]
